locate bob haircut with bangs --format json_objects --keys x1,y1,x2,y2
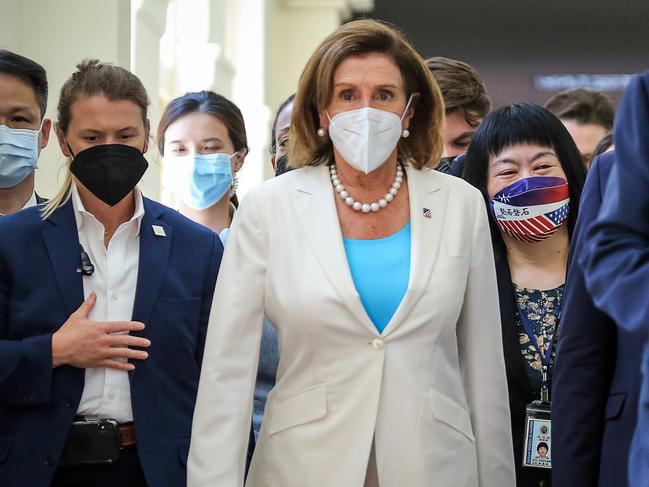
[
  {"x1": 289, "y1": 19, "x2": 445, "y2": 170},
  {"x1": 463, "y1": 102, "x2": 587, "y2": 239}
]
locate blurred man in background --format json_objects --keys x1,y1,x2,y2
[
  {"x1": 0, "y1": 49, "x2": 51, "y2": 215},
  {"x1": 426, "y1": 56, "x2": 491, "y2": 159},
  {"x1": 545, "y1": 88, "x2": 615, "y2": 168}
]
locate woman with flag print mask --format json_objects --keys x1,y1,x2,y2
[
  {"x1": 463, "y1": 102, "x2": 586, "y2": 487},
  {"x1": 158, "y1": 91, "x2": 248, "y2": 244}
]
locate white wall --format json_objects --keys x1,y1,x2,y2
[
  {"x1": 264, "y1": 0, "x2": 373, "y2": 179},
  {"x1": 0, "y1": 0, "x2": 372, "y2": 202},
  {"x1": 0, "y1": 0, "x2": 132, "y2": 200},
  {"x1": 131, "y1": 0, "x2": 170, "y2": 199}
]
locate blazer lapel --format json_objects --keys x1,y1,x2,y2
[
  {"x1": 41, "y1": 200, "x2": 84, "y2": 316},
  {"x1": 495, "y1": 247, "x2": 533, "y2": 397},
  {"x1": 291, "y1": 166, "x2": 378, "y2": 335},
  {"x1": 131, "y1": 198, "x2": 172, "y2": 337},
  {"x1": 383, "y1": 167, "x2": 446, "y2": 337}
]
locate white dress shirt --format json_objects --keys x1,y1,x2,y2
[
  {"x1": 72, "y1": 183, "x2": 144, "y2": 423},
  {"x1": 218, "y1": 227, "x2": 230, "y2": 245}
]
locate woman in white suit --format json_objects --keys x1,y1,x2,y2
[{"x1": 188, "y1": 19, "x2": 515, "y2": 487}]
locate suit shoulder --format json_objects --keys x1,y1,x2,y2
[
  {"x1": 0, "y1": 204, "x2": 47, "y2": 235},
  {"x1": 145, "y1": 198, "x2": 219, "y2": 243},
  {"x1": 239, "y1": 166, "x2": 319, "y2": 204},
  {"x1": 418, "y1": 167, "x2": 484, "y2": 200},
  {"x1": 592, "y1": 150, "x2": 616, "y2": 177}
]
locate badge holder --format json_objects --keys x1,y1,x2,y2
[
  {"x1": 523, "y1": 368, "x2": 552, "y2": 469},
  {"x1": 518, "y1": 301, "x2": 559, "y2": 470}
]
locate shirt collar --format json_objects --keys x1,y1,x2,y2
[{"x1": 70, "y1": 183, "x2": 145, "y2": 235}]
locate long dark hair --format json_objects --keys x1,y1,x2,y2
[
  {"x1": 463, "y1": 102, "x2": 586, "y2": 249},
  {"x1": 157, "y1": 90, "x2": 248, "y2": 156}
]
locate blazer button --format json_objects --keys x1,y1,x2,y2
[
  {"x1": 65, "y1": 397, "x2": 76, "y2": 408},
  {"x1": 371, "y1": 338, "x2": 385, "y2": 350},
  {"x1": 44, "y1": 454, "x2": 56, "y2": 466}
]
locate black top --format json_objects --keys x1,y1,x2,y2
[{"x1": 495, "y1": 250, "x2": 553, "y2": 487}]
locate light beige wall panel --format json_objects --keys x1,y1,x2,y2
[{"x1": 1, "y1": 0, "x2": 131, "y2": 200}]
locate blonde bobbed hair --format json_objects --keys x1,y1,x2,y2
[{"x1": 288, "y1": 19, "x2": 445, "y2": 170}]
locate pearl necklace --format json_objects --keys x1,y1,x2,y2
[{"x1": 329, "y1": 164, "x2": 403, "y2": 213}]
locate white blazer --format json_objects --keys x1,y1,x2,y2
[{"x1": 188, "y1": 164, "x2": 515, "y2": 487}]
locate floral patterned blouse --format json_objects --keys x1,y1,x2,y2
[{"x1": 514, "y1": 284, "x2": 564, "y2": 395}]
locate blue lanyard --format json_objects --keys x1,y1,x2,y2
[{"x1": 517, "y1": 299, "x2": 562, "y2": 400}]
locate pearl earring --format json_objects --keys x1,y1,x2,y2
[
  {"x1": 317, "y1": 127, "x2": 327, "y2": 137},
  {"x1": 401, "y1": 128, "x2": 410, "y2": 138}
]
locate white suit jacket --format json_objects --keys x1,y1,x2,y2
[{"x1": 188, "y1": 164, "x2": 515, "y2": 487}]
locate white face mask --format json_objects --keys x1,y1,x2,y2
[{"x1": 326, "y1": 95, "x2": 413, "y2": 174}]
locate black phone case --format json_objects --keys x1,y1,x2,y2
[{"x1": 58, "y1": 420, "x2": 121, "y2": 466}]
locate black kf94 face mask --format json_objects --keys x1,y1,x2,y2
[{"x1": 69, "y1": 144, "x2": 148, "y2": 206}]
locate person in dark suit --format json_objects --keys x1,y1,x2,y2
[
  {"x1": 544, "y1": 88, "x2": 615, "y2": 169},
  {"x1": 463, "y1": 102, "x2": 586, "y2": 486},
  {"x1": 436, "y1": 154, "x2": 466, "y2": 177},
  {"x1": 0, "y1": 59, "x2": 222, "y2": 487},
  {"x1": 581, "y1": 70, "x2": 649, "y2": 487},
  {"x1": 552, "y1": 150, "x2": 643, "y2": 487},
  {"x1": 0, "y1": 49, "x2": 51, "y2": 214}
]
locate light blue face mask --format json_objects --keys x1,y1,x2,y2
[
  {"x1": 0, "y1": 124, "x2": 41, "y2": 188},
  {"x1": 171, "y1": 152, "x2": 234, "y2": 210}
]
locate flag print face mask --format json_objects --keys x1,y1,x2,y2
[{"x1": 490, "y1": 176, "x2": 570, "y2": 243}]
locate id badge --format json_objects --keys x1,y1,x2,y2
[{"x1": 522, "y1": 400, "x2": 551, "y2": 469}]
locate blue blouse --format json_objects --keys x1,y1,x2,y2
[{"x1": 343, "y1": 222, "x2": 411, "y2": 333}]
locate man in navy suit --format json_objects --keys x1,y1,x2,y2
[
  {"x1": 582, "y1": 70, "x2": 649, "y2": 486},
  {"x1": 0, "y1": 50, "x2": 52, "y2": 213},
  {"x1": 0, "y1": 59, "x2": 223, "y2": 486},
  {"x1": 552, "y1": 150, "x2": 643, "y2": 487}
]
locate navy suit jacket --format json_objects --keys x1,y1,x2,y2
[
  {"x1": 0, "y1": 196, "x2": 222, "y2": 487},
  {"x1": 553, "y1": 152, "x2": 642, "y2": 487},
  {"x1": 582, "y1": 71, "x2": 649, "y2": 486}
]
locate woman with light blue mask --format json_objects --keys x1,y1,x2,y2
[
  {"x1": 159, "y1": 89, "x2": 258, "y2": 472},
  {"x1": 158, "y1": 91, "x2": 248, "y2": 243}
]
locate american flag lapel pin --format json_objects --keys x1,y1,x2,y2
[{"x1": 423, "y1": 208, "x2": 432, "y2": 219}]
